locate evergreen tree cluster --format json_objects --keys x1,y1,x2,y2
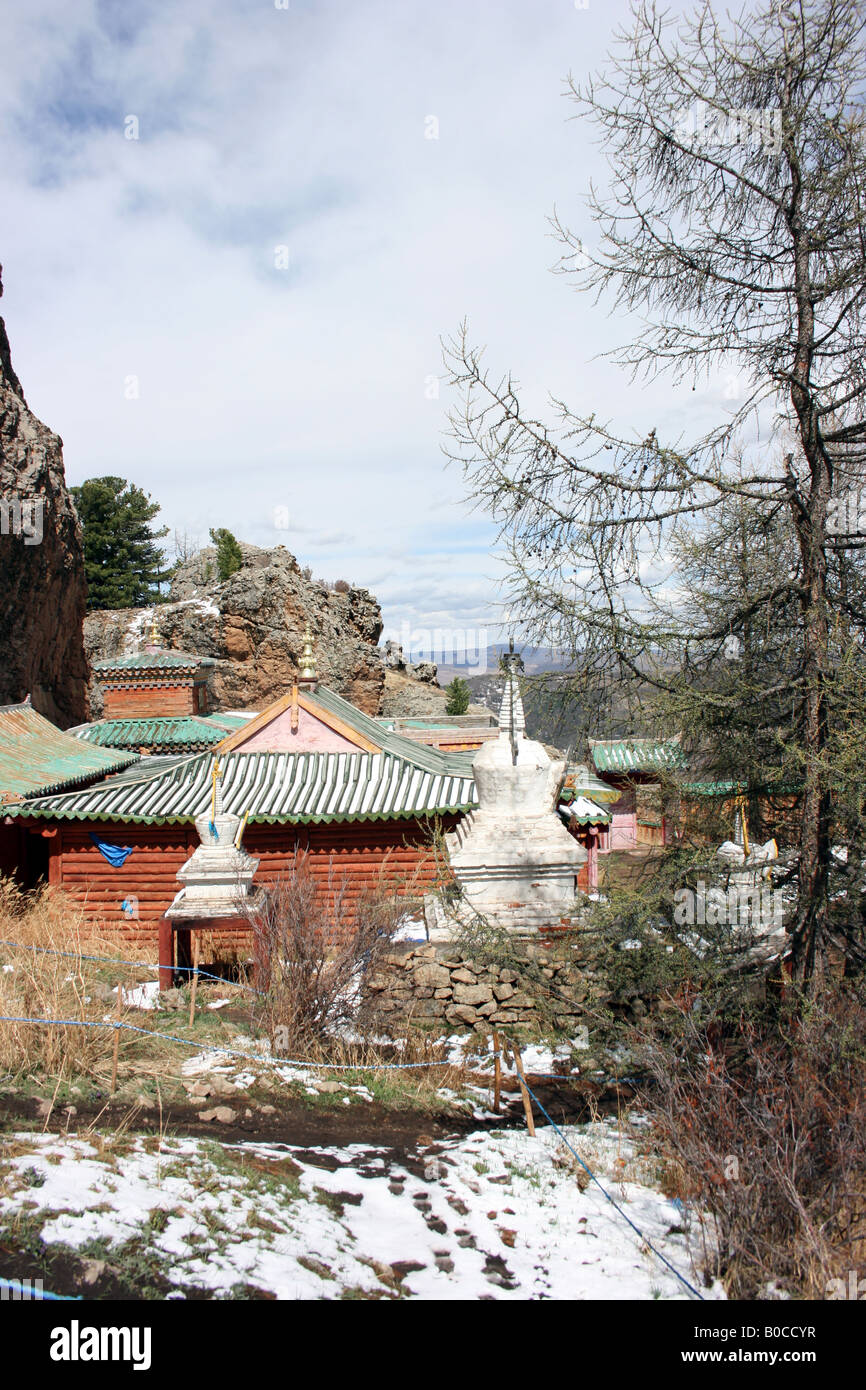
[
  {"x1": 71, "y1": 476, "x2": 168, "y2": 610},
  {"x1": 71, "y1": 476, "x2": 247, "y2": 609}
]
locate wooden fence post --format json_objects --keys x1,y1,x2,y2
[
  {"x1": 511, "y1": 1040, "x2": 536, "y2": 1138},
  {"x1": 110, "y1": 979, "x2": 122, "y2": 1096},
  {"x1": 158, "y1": 917, "x2": 173, "y2": 991},
  {"x1": 188, "y1": 934, "x2": 201, "y2": 1029}
]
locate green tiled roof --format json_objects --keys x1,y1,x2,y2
[
  {"x1": 684, "y1": 778, "x2": 801, "y2": 796},
  {"x1": 0, "y1": 704, "x2": 139, "y2": 804},
  {"x1": 71, "y1": 714, "x2": 249, "y2": 753},
  {"x1": 565, "y1": 763, "x2": 622, "y2": 804},
  {"x1": 93, "y1": 650, "x2": 213, "y2": 674},
  {"x1": 684, "y1": 779, "x2": 739, "y2": 795},
  {"x1": 10, "y1": 747, "x2": 478, "y2": 826},
  {"x1": 589, "y1": 738, "x2": 682, "y2": 775},
  {"x1": 560, "y1": 794, "x2": 611, "y2": 825}
]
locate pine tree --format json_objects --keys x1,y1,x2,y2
[
  {"x1": 71, "y1": 476, "x2": 168, "y2": 610},
  {"x1": 445, "y1": 677, "x2": 471, "y2": 715},
  {"x1": 209, "y1": 528, "x2": 243, "y2": 581}
]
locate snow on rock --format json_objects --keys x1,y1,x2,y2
[{"x1": 120, "y1": 981, "x2": 161, "y2": 1010}]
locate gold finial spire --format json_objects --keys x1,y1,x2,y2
[
  {"x1": 299, "y1": 625, "x2": 317, "y2": 688},
  {"x1": 149, "y1": 612, "x2": 160, "y2": 646},
  {"x1": 211, "y1": 758, "x2": 223, "y2": 821}
]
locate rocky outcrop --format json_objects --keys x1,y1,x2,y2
[
  {"x1": 380, "y1": 668, "x2": 491, "y2": 721},
  {"x1": 85, "y1": 543, "x2": 386, "y2": 714},
  {"x1": 380, "y1": 640, "x2": 439, "y2": 685},
  {"x1": 0, "y1": 267, "x2": 88, "y2": 726}
]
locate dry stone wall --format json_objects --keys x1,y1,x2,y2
[{"x1": 362, "y1": 939, "x2": 607, "y2": 1035}]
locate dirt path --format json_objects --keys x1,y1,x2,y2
[{"x1": 0, "y1": 1073, "x2": 628, "y2": 1150}]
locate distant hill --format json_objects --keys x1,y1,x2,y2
[
  {"x1": 437, "y1": 644, "x2": 570, "y2": 684},
  {"x1": 467, "y1": 660, "x2": 660, "y2": 755}
]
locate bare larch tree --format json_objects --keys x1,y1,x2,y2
[{"x1": 445, "y1": 0, "x2": 866, "y2": 986}]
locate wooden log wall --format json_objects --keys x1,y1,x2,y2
[
  {"x1": 31, "y1": 815, "x2": 461, "y2": 949},
  {"x1": 103, "y1": 684, "x2": 195, "y2": 718}
]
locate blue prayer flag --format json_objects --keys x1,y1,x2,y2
[{"x1": 89, "y1": 834, "x2": 134, "y2": 867}]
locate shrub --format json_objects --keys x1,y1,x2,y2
[
  {"x1": 208, "y1": 528, "x2": 243, "y2": 581},
  {"x1": 244, "y1": 853, "x2": 420, "y2": 1051},
  {"x1": 639, "y1": 983, "x2": 866, "y2": 1298}
]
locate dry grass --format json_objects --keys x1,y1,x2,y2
[
  {"x1": 0, "y1": 877, "x2": 153, "y2": 1084},
  {"x1": 268, "y1": 1026, "x2": 467, "y2": 1109},
  {"x1": 0, "y1": 875, "x2": 469, "y2": 1113}
]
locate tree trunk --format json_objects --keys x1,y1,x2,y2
[
  {"x1": 789, "y1": 514, "x2": 832, "y2": 986},
  {"x1": 784, "y1": 122, "x2": 833, "y2": 989}
]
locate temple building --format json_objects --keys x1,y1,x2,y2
[
  {"x1": 558, "y1": 762, "x2": 621, "y2": 890},
  {"x1": 4, "y1": 669, "x2": 477, "y2": 943},
  {"x1": 374, "y1": 713, "x2": 498, "y2": 753},
  {"x1": 70, "y1": 639, "x2": 251, "y2": 756},
  {"x1": 3, "y1": 624, "x2": 713, "y2": 943},
  {"x1": 587, "y1": 737, "x2": 682, "y2": 849},
  {"x1": 0, "y1": 700, "x2": 138, "y2": 882}
]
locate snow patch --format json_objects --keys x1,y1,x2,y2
[{"x1": 0, "y1": 1120, "x2": 722, "y2": 1301}]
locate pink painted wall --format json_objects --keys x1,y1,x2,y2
[
  {"x1": 610, "y1": 811, "x2": 638, "y2": 848},
  {"x1": 232, "y1": 705, "x2": 365, "y2": 754}
]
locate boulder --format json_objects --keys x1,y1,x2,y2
[
  {"x1": 452, "y1": 983, "x2": 494, "y2": 1006},
  {"x1": 199, "y1": 1105, "x2": 237, "y2": 1123}
]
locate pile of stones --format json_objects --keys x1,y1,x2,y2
[{"x1": 362, "y1": 940, "x2": 605, "y2": 1035}]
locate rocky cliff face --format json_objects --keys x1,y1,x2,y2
[
  {"x1": 85, "y1": 544, "x2": 386, "y2": 715},
  {"x1": 0, "y1": 268, "x2": 88, "y2": 727}
]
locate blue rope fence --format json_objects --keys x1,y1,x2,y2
[
  {"x1": 0, "y1": 938, "x2": 262, "y2": 994},
  {"x1": 518, "y1": 1073, "x2": 704, "y2": 1300},
  {"x1": 0, "y1": 1276, "x2": 80, "y2": 1302},
  {"x1": 0, "y1": 1015, "x2": 464, "y2": 1072}
]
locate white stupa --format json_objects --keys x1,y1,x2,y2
[
  {"x1": 434, "y1": 647, "x2": 586, "y2": 934},
  {"x1": 166, "y1": 761, "x2": 264, "y2": 919}
]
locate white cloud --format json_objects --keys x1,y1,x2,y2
[{"x1": 0, "y1": 0, "x2": 717, "y2": 644}]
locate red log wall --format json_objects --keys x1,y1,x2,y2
[
  {"x1": 30, "y1": 816, "x2": 460, "y2": 949},
  {"x1": 103, "y1": 684, "x2": 196, "y2": 719}
]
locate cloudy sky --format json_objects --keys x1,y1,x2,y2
[{"x1": 0, "y1": 0, "x2": 726, "y2": 660}]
